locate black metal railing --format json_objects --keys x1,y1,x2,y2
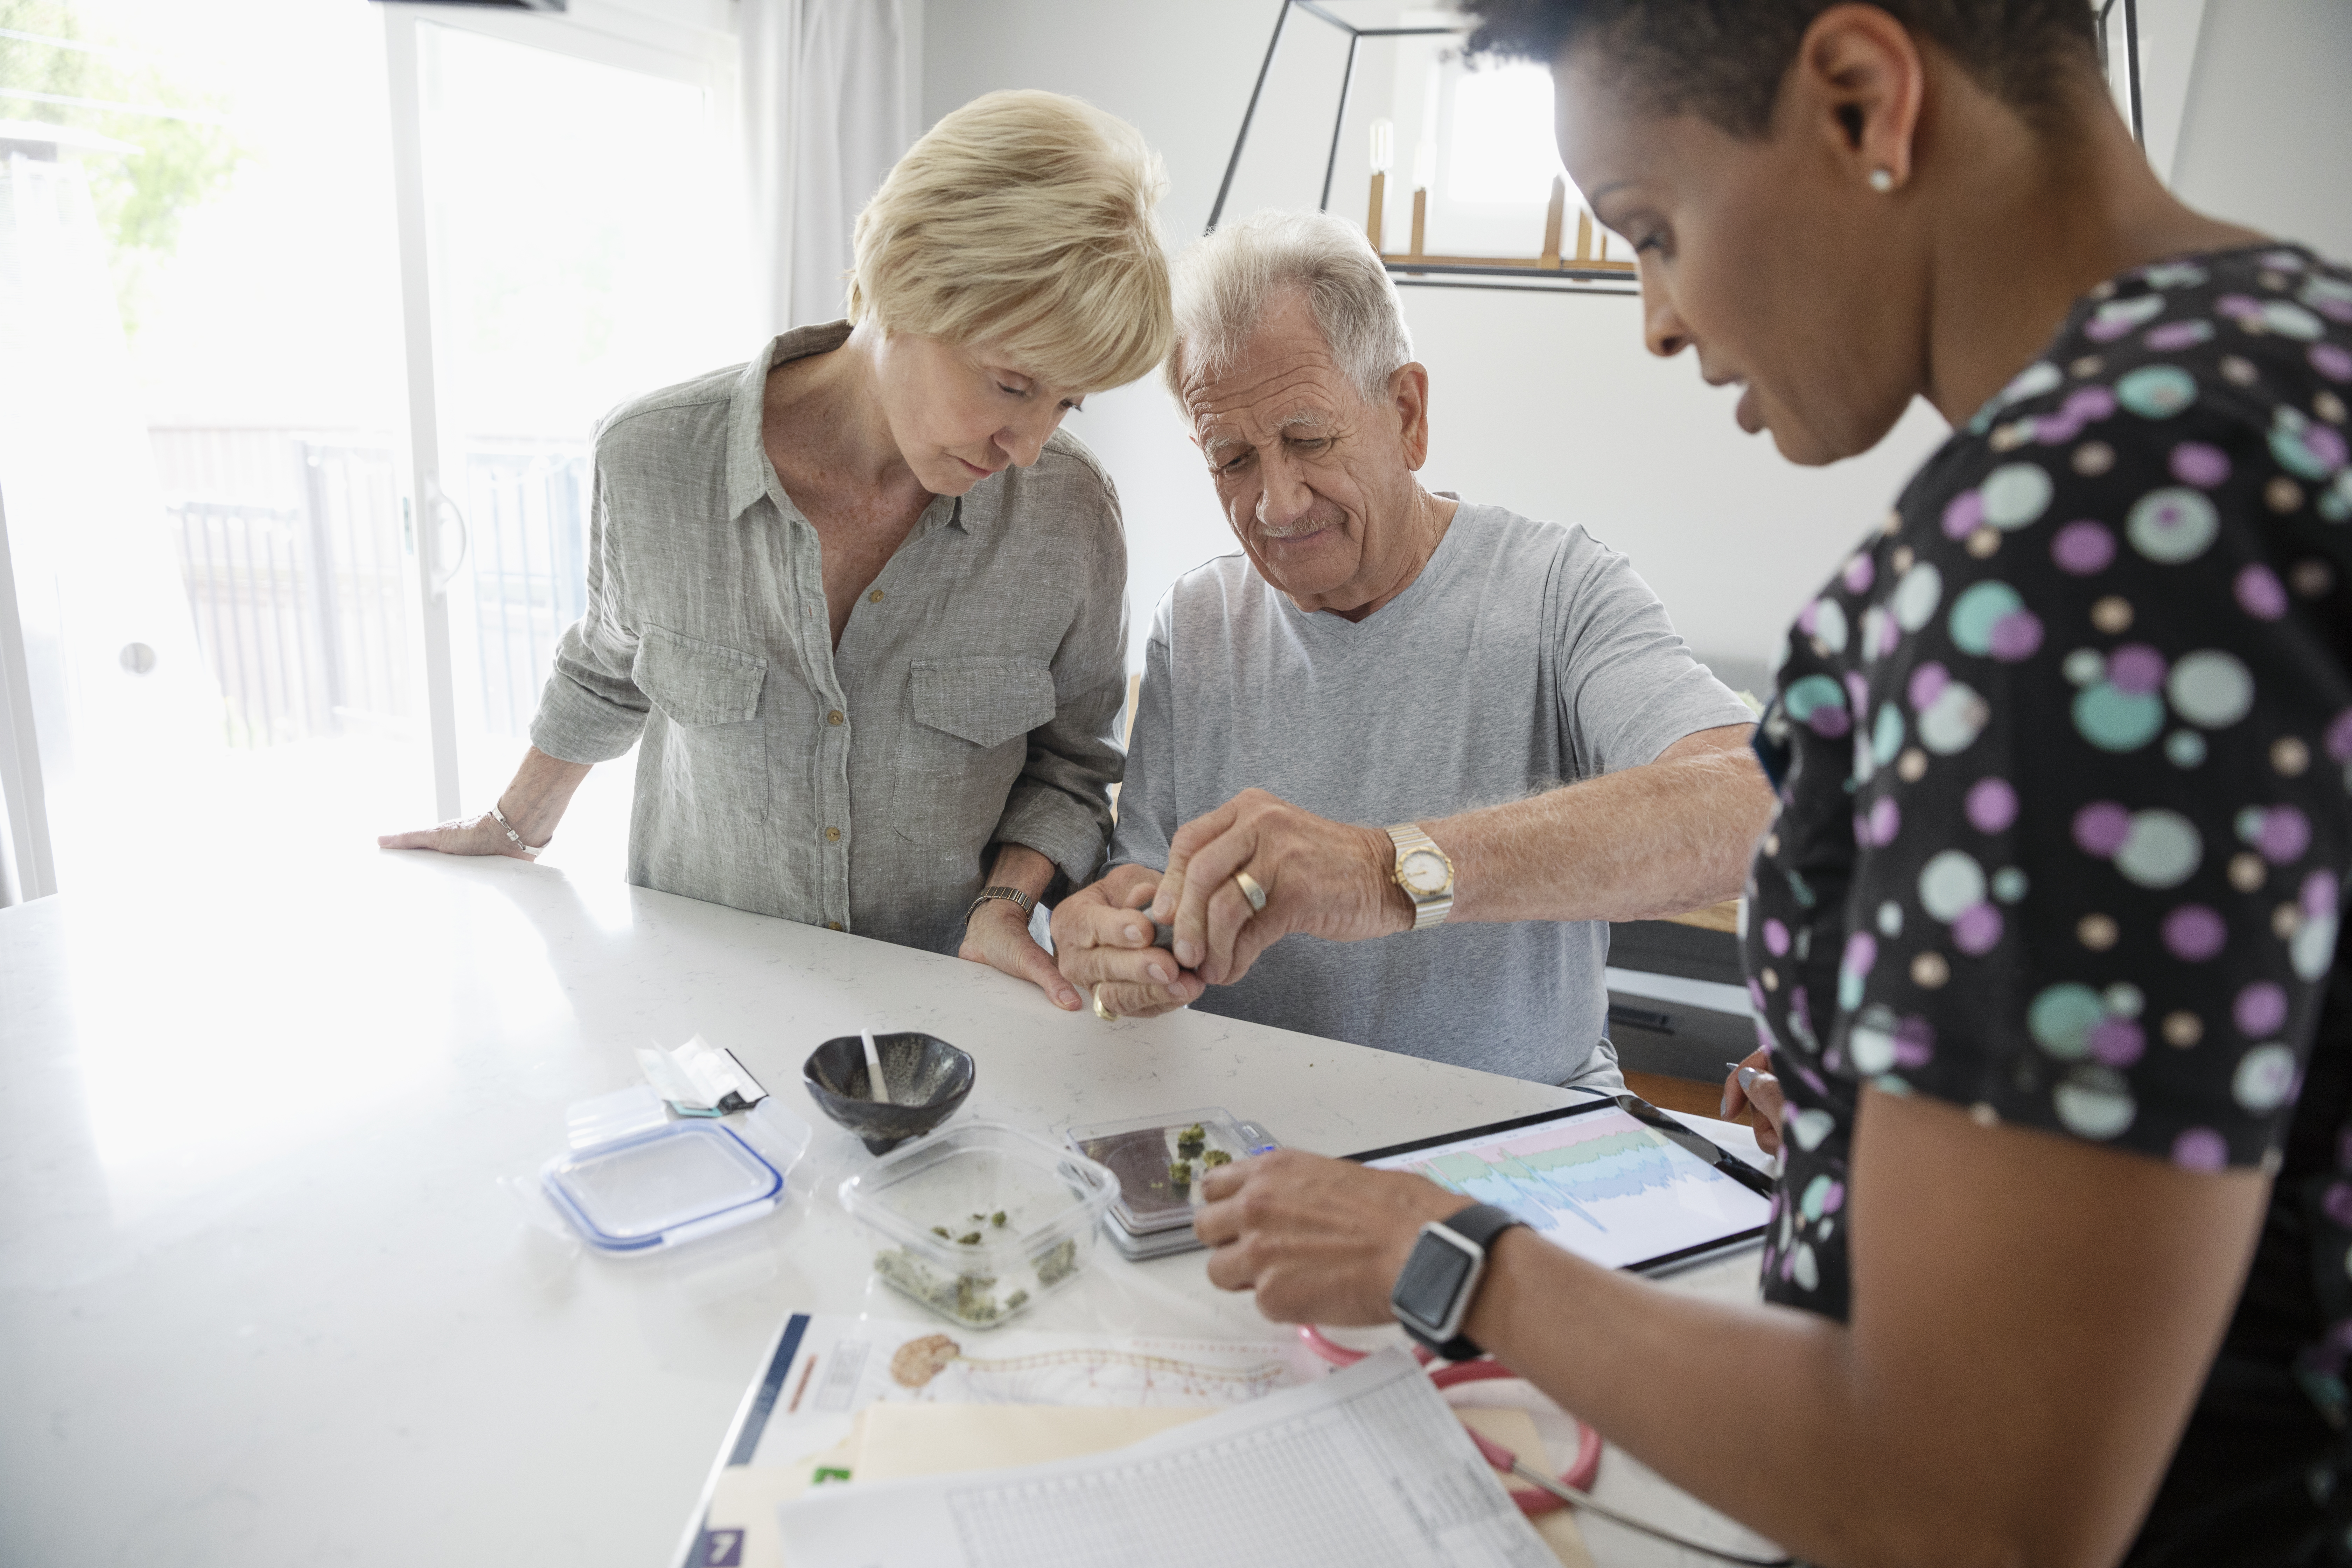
[{"x1": 159, "y1": 429, "x2": 588, "y2": 749}]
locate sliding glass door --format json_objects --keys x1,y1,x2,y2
[
  {"x1": 0, "y1": 0, "x2": 747, "y2": 894},
  {"x1": 385, "y1": 2, "x2": 746, "y2": 873}
]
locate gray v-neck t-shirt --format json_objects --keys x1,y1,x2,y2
[{"x1": 1107, "y1": 501, "x2": 1753, "y2": 1084}]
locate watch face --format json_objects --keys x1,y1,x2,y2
[
  {"x1": 1399, "y1": 848, "x2": 1449, "y2": 896},
  {"x1": 1392, "y1": 1232, "x2": 1476, "y2": 1333}
]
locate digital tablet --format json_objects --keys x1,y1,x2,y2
[{"x1": 1349, "y1": 1093, "x2": 1776, "y2": 1275}]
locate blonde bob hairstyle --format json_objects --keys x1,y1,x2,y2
[{"x1": 847, "y1": 90, "x2": 1174, "y2": 394}]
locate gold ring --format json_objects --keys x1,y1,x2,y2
[
  {"x1": 1233, "y1": 869, "x2": 1268, "y2": 913},
  {"x1": 1091, "y1": 984, "x2": 1119, "y2": 1022}
]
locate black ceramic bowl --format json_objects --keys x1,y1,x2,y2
[{"x1": 804, "y1": 1032, "x2": 975, "y2": 1155}]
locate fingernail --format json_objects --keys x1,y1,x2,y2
[
  {"x1": 1147, "y1": 962, "x2": 1170, "y2": 984},
  {"x1": 1125, "y1": 925, "x2": 1143, "y2": 943},
  {"x1": 1177, "y1": 941, "x2": 1199, "y2": 967},
  {"x1": 1720, "y1": 1090, "x2": 1734, "y2": 1117},
  {"x1": 1165, "y1": 984, "x2": 1186, "y2": 1000},
  {"x1": 1737, "y1": 1066, "x2": 1757, "y2": 1091},
  {"x1": 1061, "y1": 990, "x2": 1079, "y2": 1009}
]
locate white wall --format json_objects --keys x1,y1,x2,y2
[
  {"x1": 918, "y1": 1, "x2": 1941, "y2": 687},
  {"x1": 2171, "y1": 0, "x2": 2352, "y2": 260},
  {"x1": 919, "y1": 0, "x2": 2350, "y2": 687}
]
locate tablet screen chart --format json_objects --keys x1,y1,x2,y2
[{"x1": 1370, "y1": 1110, "x2": 1770, "y2": 1270}]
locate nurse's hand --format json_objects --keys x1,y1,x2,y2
[
  {"x1": 1721, "y1": 1046, "x2": 1788, "y2": 1157},
  {"x1": 959, "y1": 896, "x2": 1086, "y2": 1012},
  {"x1": 1049, "y1": 866, "x2": 1205, "y2": 1019},
  {"x1": 1194, "y1": 1149, "x2": 1469, "y2": 1326}
]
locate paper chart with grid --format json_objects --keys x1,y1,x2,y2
[{"x1": 775, "y1": 1349, "x2": 1553, "y2": 1568}]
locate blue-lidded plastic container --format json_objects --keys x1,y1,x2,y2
[{"x1": 541, "y1": 1121, "x2": 785, "y2": 1252}]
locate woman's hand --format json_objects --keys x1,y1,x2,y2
[
  {"x1": 1050, "y1": 869, "x2": 1204, "y2": 1019},
  {"x1": 1721, "y1": 1045, "x2": 1788, "y2": 1157},
  {"x1": 379, "y1": 749, "x2": 588, "y2": 859},
  {"x1": 958, "y1": 895, "x2": 1085, "y2": 1011},
  {"x1": 378, "y1": 811, "x2": 542, "y2": 859}
]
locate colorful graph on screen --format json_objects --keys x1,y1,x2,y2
[{"x1": 1370, "y1": 1108, "x2": 1771, "y2": 1270}]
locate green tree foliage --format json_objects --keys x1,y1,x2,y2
[{"x1": 0, "y1": 0, "x2": 244, "y2": 334}]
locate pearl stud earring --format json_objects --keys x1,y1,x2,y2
[{"x1": 1868, "y1": 167, "x2": 1896, "y2": 194}]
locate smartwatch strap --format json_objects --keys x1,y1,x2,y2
[{"x1": 1406, "y1": 1202, "x2": 1524, "y2": 1362}]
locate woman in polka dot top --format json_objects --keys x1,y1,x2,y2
[{"x1": 1194, "y1": 2, "x2": 2351, "y2": 1564}]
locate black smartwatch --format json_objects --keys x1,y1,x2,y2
[{"x1": 1388, "y1": 1203, "x2": 1524, "y2": 1362}]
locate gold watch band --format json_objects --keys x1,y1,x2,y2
[{"x1": 1385, "y1": 823, "x2": 1455, "y2": 931}]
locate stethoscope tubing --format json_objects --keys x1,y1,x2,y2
[{"x1": 1297, "y1": 1325, "x2": 1793, "y2": 1566}]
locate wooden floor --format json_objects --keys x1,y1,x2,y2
[{"x1": 1626, "y1": 1069, "x2": 1755, "y2": 1129}]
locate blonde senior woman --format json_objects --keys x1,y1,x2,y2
[{"x1": 382, "y1": 91, "x2": 1171, "y2": 1009}]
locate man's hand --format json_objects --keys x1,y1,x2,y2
[
  {"x1": 1149, "y1": 789, "x2": 1410, "y2": 986},
  {"x1": 1195, "y1": 1149, "x2": 1469, "y2": 1325},
  {"x1": 958, "y1": 896, "x2": 1084, "y2": 1011},
  {"x1": 1050, "y1": 867, "x2": 1204, "y2": 1018}
]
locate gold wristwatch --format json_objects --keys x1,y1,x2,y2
[{"x1": 1385, "y1": 823, "x2": 1455, "y2": 930}]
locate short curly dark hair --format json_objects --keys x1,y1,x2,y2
[{"x1": 1461, "y1": 0, "x2": 2102, "y2": 139}]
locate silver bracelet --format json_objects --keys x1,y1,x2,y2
[
  {"x1": 964, "y1": 885, "x2": 1038, "y2": 928},
  {"x1": 488, "y1": 802, "x2": 546, "y2": 859}
]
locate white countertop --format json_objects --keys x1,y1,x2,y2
[{"x1": 0, "y1": 846, "x2": 1774, "y2": 1567}]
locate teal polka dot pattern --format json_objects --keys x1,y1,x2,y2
[
  {"x1": 2072, "y1": 681, "x2": 2166, "y2": 751},
  {"x1": 1980, "y1": 464, "x2": 2053, "y2": 529},
  {"x1": 2116, "y1": 364, "x2": 2198, "y2": 418},
  {"x1": 1742, "y1": 245, "x2": 2352, "y2": 1485},
  {"x1": 2127, "y1": 486, "x2": 2220, "y2": 562}
]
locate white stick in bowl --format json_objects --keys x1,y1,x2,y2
[{"x1": 860, "y1": 1027, "x2": 891, "y2": 1104}]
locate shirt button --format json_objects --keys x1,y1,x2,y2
[
  {"x1": 867, "y1": 589, "x2": 884, "y2": 604},
  {"x1": 827, "y1": 709, "x2": 844, "y2": 725},
  {"x1": 826, "y1": 921, "x2": 842, "y2": 931},
  {"x1": 824, "y1": 826, "x2": 841, "y2": 842}
]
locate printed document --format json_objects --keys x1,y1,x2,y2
[{"x1": 775, "y1": 1348, "x2": 1554, "y2": 1568}]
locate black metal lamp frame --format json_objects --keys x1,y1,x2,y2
[
  {"x1": 1209, "y1": 0, "x2": 2151, "y2": 296},
  {"x1": 1205, "y1": 0, "x2": 1637, "y2": 294}
]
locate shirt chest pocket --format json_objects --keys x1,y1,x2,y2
[
  {"x1": 889, "y1": 656, "x2": 1058, "y2": 847},
  {"x1": 633, "y1": 625, "x2": 770, "y2": 811}
]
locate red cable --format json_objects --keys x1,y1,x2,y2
[{"x1": 1296, "y1": 1326, "x2": 1603, "y2": 1511}]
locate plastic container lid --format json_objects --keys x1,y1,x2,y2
[
  {"x1": 839, "y1": 1122, "x2": 1117, "y2": 1328},
  {"x1": 541, "y1": 1121, "x2": 784, "y2": 1252}
]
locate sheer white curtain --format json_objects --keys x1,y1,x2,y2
[{"x1": 741, "y1": 0, "x2": 923, "y2": 335}]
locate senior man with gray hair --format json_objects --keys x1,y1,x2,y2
[{"x1": 1050, "y1": 210, "x2": 1774, "y2": 1086}]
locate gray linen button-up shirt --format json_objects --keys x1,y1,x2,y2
[{"x1": 529, "y1": 322, "x2": 1128, "y2": 955}]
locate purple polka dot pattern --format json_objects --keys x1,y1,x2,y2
[
  {"x1": 2171, "y1": 442, "x2": 2231, "y2": 488},
  {"x1": 2164, "y1": 905, "x2": 2228, "y2": 961},
  {"x1": 1966, "y1": 777, "x2": 2019, "y2": 834},
  {"x1": 2052, "y1": 520, "x2": 2116, "y2": 574},
  {"x1": 2235, "y1": 564, "x2": 2289, "y2": 620},
  {"x1": 1741, "y1": 242, "x2": 2352, "y2": 1440},
  {"x1": 2236, "y1": 981, "x2": 2288, "y2": 1036}
]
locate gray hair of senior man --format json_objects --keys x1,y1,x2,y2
[{"x1": 1163, "y1": 209, "x2": 1416, "y2": 413}]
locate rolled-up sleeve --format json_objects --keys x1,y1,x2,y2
[
  {"x1": 529, "y1": 456, "x2": 651, "y2": 764},
  {"x1": 1550, "y1": 537, "x2": 1755, "y2": 777},
  {"x1": 990, "y1": 478, "x2": 1129, "y2": 894}
]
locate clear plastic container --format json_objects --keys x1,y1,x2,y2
[
  {"x1": 541, "y1": 1120, "x2": 785, "y2": 1252},
  {"x1": 838, "y1": 1122, "x2": 1118, "y2": 1328}
]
